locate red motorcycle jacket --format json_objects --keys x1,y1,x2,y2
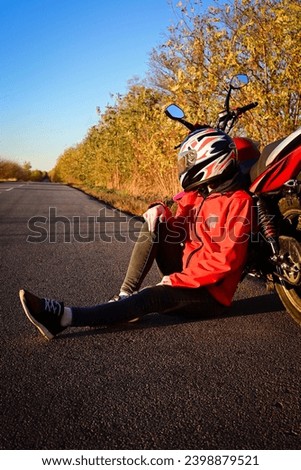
[{"x1": 165, "y1": 187, "x2": 253, "y2": 306}]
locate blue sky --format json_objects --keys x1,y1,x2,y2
[{"x1": 0, "y1": 0, "x2": 208, "y2": 171}]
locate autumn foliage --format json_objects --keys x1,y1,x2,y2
[
  {"x1": 52, "y1": 0, "x2": 301, "y2": 213},
  {"x1": 0, "y1": 159, "x2": 49, "y2": 182}
]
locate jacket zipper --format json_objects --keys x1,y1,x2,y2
[{"x1": 185, "y1": 196, "x2": 206, "y2": 269}]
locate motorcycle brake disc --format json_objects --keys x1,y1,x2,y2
[{"x1": 278, "y1": 235, "x2": 301, "y2": 286}]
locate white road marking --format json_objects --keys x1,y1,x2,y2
[{"x1": 0, "y1": 183, "x2": 25, "y2": 194}]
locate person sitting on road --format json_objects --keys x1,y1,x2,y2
[{"x1": 19, "y1": 127, "x2": 253, "y2": 340}]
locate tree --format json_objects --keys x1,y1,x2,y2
[
  {"x1": 149, "y1": 0, "x2": 301, "y2": 145},
  {"x1": 0, "y1": 159, "x2": 27, "y2": 180}
]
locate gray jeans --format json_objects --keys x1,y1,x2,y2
[{"x1": 71, "y1": 222, "x2": 226, "y2": 327}]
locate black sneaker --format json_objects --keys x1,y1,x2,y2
[{"x1": 19, "y1": 289, "x2": 65, "y2": 340}]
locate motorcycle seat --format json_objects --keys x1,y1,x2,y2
[{"x1": 250, "y1": 127, "x2": 301, "y2": 182}]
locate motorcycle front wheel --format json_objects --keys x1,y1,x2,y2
[{"x1": 275, "y1": 198, "x2": 301, "y2": 325}]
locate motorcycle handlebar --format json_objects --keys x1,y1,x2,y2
[
  {"x1": 166, "y1": 99, "x2": 259, "y2": 136},
  {"x1": 236, "y1": 101, "x2": 258, "y2": 115}
]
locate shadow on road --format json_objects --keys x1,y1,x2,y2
[
  {"x1": 59, "y1": 293, "x2": 284, "y2": 340},
  {"x1": 228, "y1": 292, "x2": 284, "y2": 317}
]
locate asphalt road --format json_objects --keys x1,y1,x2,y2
[{"x1": 0, "y1": 181, "x2": 300, "y2": 450}]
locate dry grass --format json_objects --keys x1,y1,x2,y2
[
  {"x1": 63, "y1": 167, "x2": 180, "y2": 215},
  {"x1": 69, "y1": 183, "x2": 165, "y2": 216}
]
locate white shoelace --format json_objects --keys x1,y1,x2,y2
[{"x1": 44, "y1": 298, "x2": 62, "y2": 315}]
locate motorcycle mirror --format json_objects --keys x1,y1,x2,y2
[
  {"x1": 165, "y1": 104, "x2": 185, "y2": 120},
  {"x1": 230, "y1": 74, "x2": 249, "y2": 89}
]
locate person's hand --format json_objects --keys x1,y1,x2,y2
[
  {"x1": 157, "y1": 276, "x2": 172, "y2": 286},
  {"x1": 143, "y1": 204, "x2": 167, "y2": 233}
]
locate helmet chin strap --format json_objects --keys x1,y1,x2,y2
[{"x1": 197, "y1": 167, "x2": 242, "y2": 195}]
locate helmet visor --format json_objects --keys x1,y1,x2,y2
[{"x1": 178, "y1": 149, "x2": 197, "y2": 176}]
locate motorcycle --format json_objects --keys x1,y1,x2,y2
[{"x1": 165, "y1": 74, "x2": 301, "y2": 326}]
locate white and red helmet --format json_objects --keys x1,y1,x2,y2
[{"x1": 178, "y1": 127, "x2": 238, "y2": 191}]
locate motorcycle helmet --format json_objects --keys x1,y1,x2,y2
[{"x1": 178, "y1": 127, "x2": 238, "y2": 191}]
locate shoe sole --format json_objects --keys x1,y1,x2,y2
[
  {"x1": 127, "y1": 317, "x2": 139, "y2": 323},
  {"x1": 19, "y1": 289, "x2": 54, "y2": 340}
]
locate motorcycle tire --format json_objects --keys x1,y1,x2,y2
[{"x1": 275, "y1": 197, "x2": 301, "y2": 325}]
